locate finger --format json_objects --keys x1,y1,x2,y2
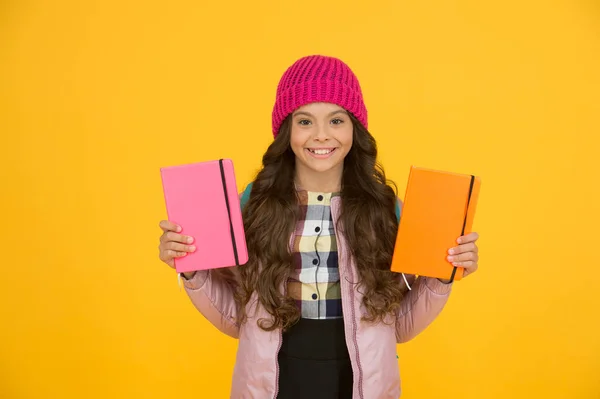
[
  {"x1": 457, "y1": 232, "x2": 479, "y2": 244},
  {"x1": 161, "y1": 231, "x2": 194, "y2": 244},
  {"x1": 447, "y1": 251, "x2": 478, "y2": 263},
  {"x1": 159, "y1": 220, "x2": 182, "y2": 233},
  {"x1": 448, "y1": 242, "x2": 477, "y2": 255},
  {"x1": 161, "y1": 249, "x2": 188, "y2": 260},
  {"x1": 450, "y1": 260, "x2": 478, "y2": 270},
  {"x1": 166, "y1": 242, "x2": 196, "y2": 253}
]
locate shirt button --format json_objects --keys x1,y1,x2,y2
[
  {"x1": 312, "y1": 259, "x2": 318, "y2": 265},
  {"x1": 315, "y1": 226, "x2": 320, "y2": 233},
  {"x1": 312, "y1": 293, "x2": 318, "y2": 300},
  {"x1": 317, "y1": 195, "x2": 323, "y2": 201}
]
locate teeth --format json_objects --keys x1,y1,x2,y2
[{"x1": 310, "y1": 149, "x2": 332, "y2": 155}]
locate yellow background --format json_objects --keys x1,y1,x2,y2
[{"x1": 1, "y1": 0, "x2": 599, "y2": 398}]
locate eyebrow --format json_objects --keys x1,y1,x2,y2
[{"x1": 292, "y1": 109, "x2": 348, "y2": 118}]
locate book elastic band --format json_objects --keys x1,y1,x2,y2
[
  {"x1": 449, "y1": 175, "x2": 475, "y2": 283},
  {"x1": 219, "y1": 159, "x2": 239, "y2": 266}
]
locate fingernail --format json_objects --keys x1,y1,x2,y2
[
  {"x1": 447, "y1": 256, "x2": 454, "y2": 262},
  {"x1": 448, "y1": 249, "x2": 455, "y2": 255},
  {"x1": 189, "y1": 245, "x2": 196, "y2": 252},
  {"x1": 457, "y1": 238, "x2": 462, "y2": 244},
  {"x1": 176, "y1": 226, "x2": 182, "y2": 232},
  {"x1": 453, "y1": 262, "x2": 459, "y2": 266},
  {"x1": 187, "y1": 236, "x2": 194, "y2": 244}
]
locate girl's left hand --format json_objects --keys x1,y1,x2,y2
[{"x1": 443, "y1": 232, "x2": 479, "y2": 280}]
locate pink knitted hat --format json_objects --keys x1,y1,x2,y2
[{"x1": 271, "y1": 55, "x2": 368, "y2": 137}]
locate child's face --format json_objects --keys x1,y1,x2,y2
[{"x1": 290, "y1": 102, "x2": 353, "y2": 177}]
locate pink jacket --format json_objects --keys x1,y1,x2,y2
[{"x1": 181, "y1": 195, "x2": 452, "y2": 398}]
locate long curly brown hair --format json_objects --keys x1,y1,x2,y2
[{"x1": 215, "y1": 113, "x2": 407, "y2": 331}]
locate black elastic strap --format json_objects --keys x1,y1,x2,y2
[
  {"x1": 449, "y1": 175, "x2": 475, "y2": 282},
  {"x1": 219, "y1": 159, "x2": 239, "y2": 266}
]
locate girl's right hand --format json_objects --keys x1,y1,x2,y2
[{"x1": 158, "y1": 220, "x2": 196, "y2": 272}]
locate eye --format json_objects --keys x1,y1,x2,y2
[
  {"x1": 298, "y1": 119, "x2": 311, "y2": 126},
  {"x1": 331, "y1": 118, "x2": 344, "y2": 125}
]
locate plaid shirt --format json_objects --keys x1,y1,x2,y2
[{"x1": 287, "y1": 190, "x2": 343, "y2": 320}]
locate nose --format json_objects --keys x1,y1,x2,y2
[{"x1": 313, "y1": 123, "x2": 329, "y2": 141}]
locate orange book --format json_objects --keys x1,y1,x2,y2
[{"x1": 390, "y1": 166, "x2": 481, "y2": 282}]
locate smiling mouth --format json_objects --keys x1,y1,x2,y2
[{"x1": 307, "y1": 148, "x2": 336, "y2": 155}]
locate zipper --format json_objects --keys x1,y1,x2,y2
[
  {"x1": 273, "y1": 280, "x2": 286, "y2": 399},
  {"x1": 273, "y1": 328, "x2": 282, "y2": 398},
  {"x1": 273, "y1": 232, "x2": 295, "y2": 398},
  {"x1": 347, "y1": 256, "x2": 364, "y2": 398},
  {"x1": 332, "y1": 197, "x2": 364, "y2": 398}
]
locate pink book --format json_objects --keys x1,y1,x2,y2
[{"x1": 160, "y1": 159, "x2": 248, "y2": 273}]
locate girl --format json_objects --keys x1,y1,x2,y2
[{"x1": 158, "y1": 55, "x2": 480, "y2": 399}]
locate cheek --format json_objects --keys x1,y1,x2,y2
[
  {"x1": 290, "y1": 128, "x2": 306, "y2": 154},
  {"x1": 339, "y1": 126, "x2": 353, "y2": 148}
]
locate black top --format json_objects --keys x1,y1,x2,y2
[{"x1": 276, "y1": 318, "x2": 353, "y2": 399}]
